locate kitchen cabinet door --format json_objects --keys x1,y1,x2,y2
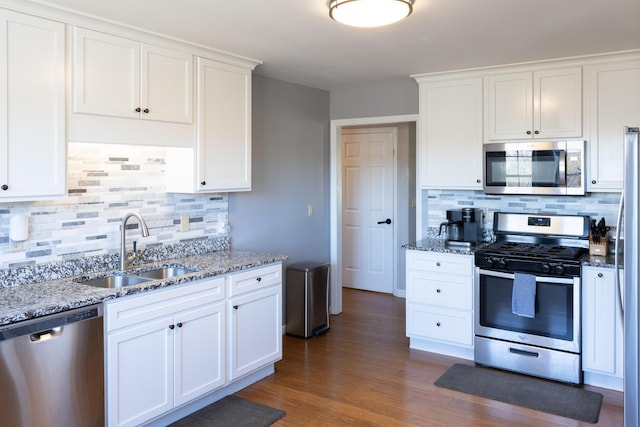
[
  {"x1": 585, "y1": 58, "x2": 640, "y2": 191},
  {"x1": 486, "y1": 67, "x2": 582, "y2": 140},
  {"x1": 72, "y1": 27, "x2": 193, "y2": 124},
  {"x1": 0, "y1": 10, "x2": 65, "y2": 202},
  {"x1": 107, "y1": 317, "x2": 174, "y2": 427},
  {"x1": 228, "y1": 285, "x2": 282, "y2": 381},
  {"x1": 418, "y1": 77, "x2": 483, "y2": 189},
  {"x1": 166, "y1": 57, "x2": 252, "y2": 193},
  {"x1": 582, "y1": 266, "x2": 624, "y2": 379},
  {"x1": 174, "y1": 301, "x2": 226, "y2": 406}
]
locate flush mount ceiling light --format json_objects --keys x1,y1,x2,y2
[{"x1": 329, "y1": 0, "x2": 413, "y2": 28}]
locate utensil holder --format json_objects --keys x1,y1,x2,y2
[{"x1": 589, "y1": 233, "x2": 609, "y2": 256}]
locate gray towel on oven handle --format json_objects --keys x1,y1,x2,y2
[{"x1": 512, "y1": 272, "x2": 536, "y2": 318}]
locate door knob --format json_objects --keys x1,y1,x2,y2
[{"x1": 377, "y1": 218, "x2": 392, "y2": 225}]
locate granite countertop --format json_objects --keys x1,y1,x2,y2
[
  {"x1": 402, "y1": 238, "x2": 485, "y2": 255},
  {"x1": 0, "y1": 248, "x2": 287, "y2": 327}
]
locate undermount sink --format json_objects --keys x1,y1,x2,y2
[
  {"x1": 76, "y1": 265, "x2": 199, "y2": 288},
  {"x1": 135, "y1": 266, "x2": 198, "y2": 280},
  {"x1": 76, "y1": 273, "x2": 151, "y2": 289}
]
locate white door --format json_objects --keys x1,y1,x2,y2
[{"x1": 342, "y1": 127, "x2": 395, "y2": 293}]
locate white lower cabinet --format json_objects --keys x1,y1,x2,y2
[
  {"x1": 405, "y1": 250, "x2": 474, "y2": 359},
  {"x1": 104, "y1": 263, "x2": 283, "y2": 427},
  {"x1": 582, "y1": 265, "x2": 624, "y2": 390},
  {"x1": 105, "y1": 278, "x2": 226, "y2": 427},
  {"x1": 227, "y1": 264, "x2": 283, "y2": 381}
]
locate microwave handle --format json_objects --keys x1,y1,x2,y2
[{"x1": 558, "y1": 150, "x2": 566, "y2": 186}]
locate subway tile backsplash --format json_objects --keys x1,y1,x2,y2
[
  {"x1": 424, "y1": 189, "x2": 622, "y2": 239},
  {"x1": 0, "y1": 143, "x2": 229, "y2": 269}
]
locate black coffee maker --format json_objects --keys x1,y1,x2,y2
[{"x1": 439, "y1": 208, "x2": 483, "y2": 247}]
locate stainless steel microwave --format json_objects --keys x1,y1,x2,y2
[{"x1": 483, "y1": 140, "x2": 585, "y2": 195}]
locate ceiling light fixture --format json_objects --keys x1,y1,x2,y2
[{"x1": 329, "y1": 0, "x2": 413, "y2": 28}]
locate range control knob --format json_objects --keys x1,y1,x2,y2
[
  {"x1": 497, "y1": 258, "x2": 507, "y2": 269},
  {"x1": 554, "y1": 265, "x2": 564, "y2": 275},
  {"x1": 485, "y1": 257, "x2": 494, "y2": 267},
  {"x1": 541, "y1": 264, "x2": 551, "y2": 274}
]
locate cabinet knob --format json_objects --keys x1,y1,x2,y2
[
  {"x1": 177, "y1": 322, "x2": 183, "y2": 328},
  {"x1": 200, "y1": 181, "x2": 206, "y2": 186},
  {"x1": 436, "y1": 289, "x2": 441, "y2": 293},
  {"x1": 169, "y1": 324, "x2": 175, "y2": 330},
  {"x1": 591, "y1": 180, "x2": 597, "y2": 185},
  {"x1": 436, "y1": 262, "x2": 441, "y2": 267},
  {"x1": 1, "y1": 184, "x2": 7, "y2": 191},
  {"x1": 534, "y1": 130, "x2": 539, "y2": 135},
  {"x1": 526, "y1": 130, "x2": 532, "y2": 135},
  {"x1": 598, "y1": 273, "x2": 603, "y2": 278},
  {"x1": 476, "y1": 179, "x2": 481, "y2": 184},
  {"x1": 256, "y1": 277, "x2": 262, "y2": 282},
  {"x1": 436, "y1": 322, "x2": 441, "y2": 327},
  {"x1": 135, "y1": 107, "x2": 141, "y2": 112},
  {"x1": 233, "y1": 305, "x2": 239, "y2": 310},
  {"x1": 143, "y1": 108, "x2": 149, "y2": 114}
]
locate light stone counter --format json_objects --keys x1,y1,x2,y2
[{"x1": 0, "y1": 239, "x2": 286, "y2": 327}]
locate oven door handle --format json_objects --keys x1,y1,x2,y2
[{"x1": 478, "y1": 269, "x2": 576, "y2": 285}]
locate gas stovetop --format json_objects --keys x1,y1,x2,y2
[
  {"x1": 476, "y1": 241, "x2": 587, "y2": 262},
  {"x1": 474, "y1": 212, "x2": 590, "y2": 277}
]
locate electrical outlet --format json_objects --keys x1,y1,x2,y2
[
  {"x1": 9, "y1": 240, "x2": 23, "y2": 252},
  {"x1": 308, "y1": 204, "x2": 313, "y2": 216},
  {"x1": 180, "y1": 215, "x2": 190, "y2": 232}
]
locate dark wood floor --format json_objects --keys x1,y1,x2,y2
[{"x1": 236, "y1": 288, "x2": 624, "y2": 426}]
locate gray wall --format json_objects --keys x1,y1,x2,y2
[
  {"x1": 330, "y1": 77, "x2": 418, "y2": 119},
  {"x1": 229, "y1": 75, "x2": 331, "y2": 267}
]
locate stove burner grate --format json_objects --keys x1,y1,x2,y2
[{"x1": 478, "y1": 241, "x2": 587, "y2": 262}]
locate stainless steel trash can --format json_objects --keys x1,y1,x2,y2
[{"x1": 286, "y1": 262, "x2": 330, "y2": 338}]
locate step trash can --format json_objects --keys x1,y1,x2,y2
[{"x1": 286, "y1": 262, "x2": 330, "y2": 338}]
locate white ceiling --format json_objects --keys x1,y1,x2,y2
[{"x1": 34, "y1": 0, "x2": 640, "y2": 91}]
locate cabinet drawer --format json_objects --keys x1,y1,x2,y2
[
  {"x1": 106, "y1": 277, "x2": 225, "y2": 332},
  {"x1": 406, "y1": 251, "x2": 473, "y2": 275},
  {"x1": 406, "y1": 304, "x2": 473, "y2": 346},
  {"x1": 406, "y1": 272, "x2": 472, "y2": 310},
  {"x1": 228, "y1": 263, "x2": 282, "y2": 297}
]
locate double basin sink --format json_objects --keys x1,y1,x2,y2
[{"x1": 76, "y1": 266, "x2": 198, "y2": 289}]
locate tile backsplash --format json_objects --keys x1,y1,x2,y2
[
  {"x1": 423, "y1": 189, "x2": 622, "y2": 239},
  {"x1": 0, "y1": 143, "x2": 228, "y2": 269}
]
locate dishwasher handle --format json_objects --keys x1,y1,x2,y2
[
  {"x1": 29, "y1": 327, "x2": 63, "y2": 342},
  {"x1": 0, "y1": 305, "x2": 102, "y2": 342}
]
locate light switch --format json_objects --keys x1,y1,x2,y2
[{"x1": 180, "y1": 215, "x2": 190, "y2": 232}]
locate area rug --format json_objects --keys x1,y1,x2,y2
[
  {"x1": 435, "y1": 364, "x2": 603, "y2": 423},
  {"x1": 169, "y1": 395, "x2": 285, "y2": 427}
]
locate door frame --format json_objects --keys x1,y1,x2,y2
[{"x1": 330, "y1": 114, "x2": 418, "y2": 315}]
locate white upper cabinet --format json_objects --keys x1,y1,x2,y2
[
  {"x1": 416, "y1": 76, "x2": 483, "y2": 190},
  {"x1": 0, "y1": 10, "x2": 66, "y2": 202},
  {"x1": 166, "y1": 57, "x2": 252, "y2": 193},
  {"x1": 584, "y1": 58, "x2": 640, "y2": 191},
  {"x1": 72, "y1": 27, "x2": 193, "y2": 124},
  {"x1": 485, "y1": 67, "x2": 582, "y2": 141}
]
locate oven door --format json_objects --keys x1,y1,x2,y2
[{"x1": 474, "y1": 268, "x2": 580, "y2": 353}]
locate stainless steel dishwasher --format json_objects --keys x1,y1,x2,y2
[{"x1": 0, "y1": 304, "x2": 104, "y2": 427}]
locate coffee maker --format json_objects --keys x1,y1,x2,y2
[{"x1": 439, "y1": 208, "x2": 483, "y2": 247}]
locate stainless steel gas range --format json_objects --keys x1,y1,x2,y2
[{"x1": 474, "y1": 212, "x2": 590, "y2": 385}]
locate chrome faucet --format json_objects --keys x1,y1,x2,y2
[{"x1": 120, "y1": 212, "x2": 150, "y2": 271}]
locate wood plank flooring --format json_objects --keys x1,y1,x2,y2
[{"x1": 236, "y1": 288, "x2": 624, "y2": 426}]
